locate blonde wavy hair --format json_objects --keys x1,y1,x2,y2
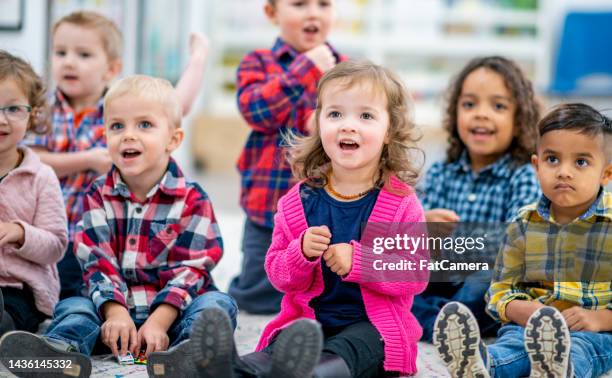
[{"x1": 287, "y1": 60, "x2": 422, "y2": 190}]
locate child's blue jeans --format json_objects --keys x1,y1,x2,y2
[
  {"x1": 44, "y1": 291, "x2": 237, "y2": 356},
  {"x1": 488, "y1": 324, "x2": 612, "y2": 378}
]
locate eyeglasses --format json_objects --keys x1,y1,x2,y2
[{"x1": 0, "y1": 105, "x2": 32, "y2": 122}]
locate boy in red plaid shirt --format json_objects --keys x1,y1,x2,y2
[
  {"x1": 0, "y1": 76, "x2": 237, "y2": 378},
  {"x1": 229, "y1": 0, "x2": 346, "y2": 314},
  {"x1": 25, "y1": 11, "x2": 209, "y2": 299}
]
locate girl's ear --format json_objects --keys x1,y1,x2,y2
[{"x1": 531, "y1": 154, "x2": 539, "y2": 172}]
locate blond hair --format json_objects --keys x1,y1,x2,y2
[
  {"x1": 0, "y1": 50, "x2": 49, "y2": 134},
  {"x1": 52, "y1": 11, "x2": 123, "y2": 61},
  {"x1": 288, "y1": 60, "x2": 422, "y2": 190},
  {"x1": 104, "y1": 75, "x2": 182, "y2": 129}
]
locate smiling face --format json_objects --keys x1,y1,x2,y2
[
  {"x1": 105, "y1": 95, "x2": 183, "y2": 195},
  {"x1": 318, "y1": 79, "x2": 389, "y2": 177},
  {"x1": 265, "y1": 0, "x2": 336, "y2": 53},
  {"x1": 0, "y1": 78, "x2": 29, "y2": 159},
  {"x1": 533, "y1": 129, "x2": 612, "y2": 223},
  {"x1": 457, "y1": 67, "x2": 516, "y2": 171},
  {"x1": 52, "y1": 22, "x2": 120, "y2": 109}
]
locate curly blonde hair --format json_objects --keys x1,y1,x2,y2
[
  {"x1": 287, "y1": 60, "x2": 422, "y2": 190},
  {"x1": 0, "y1": 50, "x2": 49, "y2": 134}
]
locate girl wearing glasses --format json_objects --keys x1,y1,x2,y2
[{"x1": 0, "y1": 50, "x2": 68, "y2": 336}]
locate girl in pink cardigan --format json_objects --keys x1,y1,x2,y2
[
  {"x1": 191, "y1": 61, "x2": 428, "y2": 378},
  {"x1": 0, "y1": 51, "x2": 67, "y2": 335}
]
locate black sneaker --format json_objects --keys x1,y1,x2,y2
[
  {"x1": 0, "y1": 331, "x2": 91, "y2": 378},
  {"x1": 147, "y1": 340, "x2": 198, "y2": 378},
  {"x1": 433, "y1": 302, "x2": 490, "y2": 378},
  {"x1": 525, "y1": 307, "x2": 573, "y2": 378},
  {"x1": 189, "y1": 307, "x2": 236, "y2": 378},
  {"x1": 266, "y1": 319, "x2": 323, "y2": 378}
]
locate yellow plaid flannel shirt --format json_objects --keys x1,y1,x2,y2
[{"x1": 486, "y1": 188, "x2": 612, "y2": 323}]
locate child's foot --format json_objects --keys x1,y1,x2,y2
[
  {"x1": 0, "y1": 331, "x2": 91, "y2": 378},
  {"x1": 433, "y1": 302, "x2": 490, "y2": 378},
  {"x1": 189, "y1": 307, "x2": 236, "y2": 378},
  {"x1": 525, "y1": 306, "x2": 573, "y2": 378},
  {"x1": 147, "y1": 340, "x2": 197, "y2": 378},
  {"x1": 266, "y1": 319, "x2": 323, "y2": 378}
]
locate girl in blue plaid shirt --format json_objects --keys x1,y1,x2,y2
[{"x1": 415, "y1": 56, "x2": 542, "y2": 342}]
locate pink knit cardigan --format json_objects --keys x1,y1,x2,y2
[
  {"x1": 256, "y1": 176, "x2": 428, "y2": 375},
  {"x1": 0, "y1": 147, "x2": 68, "y2": 315}
]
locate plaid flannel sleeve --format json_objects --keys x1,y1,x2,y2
[
  {"x1": 236, "y1": 51, "x2": 322, "y2": 134},
  {"x1": 505, "y1": 164, "x2": 541, "y2": 222},
  {"x1": 74, "y1": 185, "x2": 129, "y2": 314},
  {"x1": 419, "y1": 162, "x2": 444, "y2": 210},
  {"x1": 150, "y1": 189, "x2": 223, "y2": 313},
  {"x1": 486, "y1": 220, "x2": 533, "y2": 323}
]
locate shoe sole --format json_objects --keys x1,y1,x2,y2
[
  {"x1": 189, "y1": 307, "x2": 235, "y2": 378},
  {"x1": 433, "y1": 302, "x2": 490, "y2": 378},
  {"x1": 266, "y1": 319, "x2": 323, "y2": 378},
  {"x1": 147, "y1": 340, "x2": 198, "y2": 378},
  {"x1": 0, "y1": 331, "x2": 91, "y2": 378},
  {"x1": 525, "y1": 307, "x2": 571, "y2": 378}
]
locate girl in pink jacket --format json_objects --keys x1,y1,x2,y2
[
  {"x1": 0, "y1": 51, "x2": 67, "y2": 335},
  {"x1": 191, "y1": 60, "x2": 429, "y2": 378}
]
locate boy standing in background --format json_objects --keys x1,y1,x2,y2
[{"x1": 230, "y1": 0, "x2": 345, "y2": 314}]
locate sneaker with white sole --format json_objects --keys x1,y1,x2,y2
[
  {"x1": 0, "y1": 331, "x2": 91, "y2": 378},
  {"x1": 525, "y1": 306, "x2": 573, "y2": 378},
  {"x1": 433, "y1": 302, "x2": 490, "y2": 378}
]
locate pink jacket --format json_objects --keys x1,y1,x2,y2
[
  {"x1": 0, "y1": 147, "x2": 67, "y2": 315},
  {"x1": 256, "y1": 176, "x2": 428, "y2": 375}
]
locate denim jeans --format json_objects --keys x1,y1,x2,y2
[
  {"x1": 57, "y1": 242, "x2": 84, "y2": 299},
  {"x1": 228, "y1": 219, "x2": 282, "y2": 314},
  {"x1": 44, "y1": 291, "x2": 238, "y2": 356},
  {"x1": 488, "y1": 324, "x2": 612, "y2": 378}
]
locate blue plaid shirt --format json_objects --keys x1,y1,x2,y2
[{"x1": 419, "y1": 152, "x2": 541, "y2": 222}]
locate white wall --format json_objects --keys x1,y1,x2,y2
[{"x1": 0, "y1": 2, "x2": 48, "y2": 76}]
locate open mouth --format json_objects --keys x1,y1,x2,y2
[
  {"x1": 303, "y1": 25, "x2": 319, "y2": 35},
  {"x1": 63, "y1": 75, "x2": 78, "y2": 81},
  {"x1": 121, "y1": 149, "x2": 142, "y2": 159},
  {"x1": 339, "y1": 140, "x2": 359, "y2": 150},
  {"x1": 470, "y1": 127, "x2": 495, "y2": 136}
]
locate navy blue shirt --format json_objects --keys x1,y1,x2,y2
[{"x1": 300, "y1": 183, "x2": 379, "y2": 328}]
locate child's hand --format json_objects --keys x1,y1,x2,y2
[
  {"x1": 562, "y1": 307, "x2": 610, "y2": 332},
  {"x1": 136, "y1": 318, "x2": 170, "y2": 357},
  {"x1": 302, "y1": 225, "x2": 331, "y2": 260},
  {"x1": 88, "y1": 147, "x2": 113, "y2": 175},
  {"x1": 304, "y1": 45, "x2": 336, "y2": 73},
  {"x1": 0, "y1": 222, "x2": 25, "y2": 247},
  {"x1": 101, "y1": 303, "x2": 138, "y2": 357},
  {"x1": 188, "y1": 32, "x2": 210, "y2": 63},
  {"x1": 323, "y1": 243, "x2": 353, "y2": 276},
  {"x1": 425, "y1": 209, "x2": 460, "y2": 222}
]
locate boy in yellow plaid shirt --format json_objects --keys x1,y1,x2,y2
[{"x1": 432, "y1": 103, "x2": 612, "y2": 378}]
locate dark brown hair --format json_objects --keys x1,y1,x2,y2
[
  {"x1": 537, "y1": 103, "x2": 612, "y2": 159},
  {"x1": 287, "y1": 60, "x2": 422, "y2": 190},
  {"x1": 0, "y1": 50, "x2": 49, "y2": 134},
  {"x1": 443, "y1": 56, "x2": 540, "y2": 165}
]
